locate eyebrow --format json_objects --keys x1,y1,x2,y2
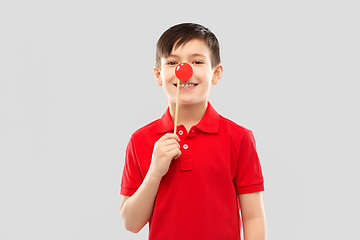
[{"x1": 166, "y1": 53, "x2": 208, "y2": 59}]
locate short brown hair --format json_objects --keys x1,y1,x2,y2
[{"x1": 156, "y1": 23, "x2": 221, "y2": 68}]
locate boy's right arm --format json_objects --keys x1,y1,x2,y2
[{"x1": 120, "y1": 133, "x2": 181, "y2": 233}]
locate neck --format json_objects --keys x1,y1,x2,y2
[{"x1": 169, "y1": 101, "x2": 208, "y2": 132}]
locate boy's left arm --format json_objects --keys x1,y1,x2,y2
[{"x1": 239, "y1": 192, "x2": 266, "y2": 240}]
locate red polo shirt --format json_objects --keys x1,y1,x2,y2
[{"x1": 121, "y1": 102, "x2": 264, "y2": 240}]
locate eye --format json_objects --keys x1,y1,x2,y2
[
  {"x1": 193, "y1": 61, "x2": 204, "y2": 64},
  {"x1": 166, "y1": 61, "x2": 177, "y2": 65}
]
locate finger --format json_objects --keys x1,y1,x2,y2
[
  {"x1": 161, "y1": 143, "x2": 181, "y2": 153},
  {"x1": 168, "y1": 148, "x2": 182, "y2": 159},
  {"x1": 162, "y1": 138, "x2": 180, "y2": 148},
  {"x1": 160, "y1": 133, "x2": 180, "y2": 142}
]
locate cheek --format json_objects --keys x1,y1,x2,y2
[
  {"x1": 195, "y1": 68, "x2": 212, "y2": 82},
  {"x1": 162, "y1": 70, "x2": 175, "y2": 82},
  {"x1": 195, "y1": 65, "x2": 211, "y2": 74}
]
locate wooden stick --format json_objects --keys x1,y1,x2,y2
[{"x1": 174, "y1": 78, "x2": 180, "y2": 134}]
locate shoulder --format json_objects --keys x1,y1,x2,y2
[
  {"x1": 218, "y1": 114, "x2": 253, "y2": 136},
  {"x1": 131, "y1": 119, "x2": 159, "y2": 140},
  {"x1": 218, "y1": 115, "x2": 258, "y2": 153}
]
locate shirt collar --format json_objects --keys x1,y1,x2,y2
[{"x1": 156, "y1": 102, "x2": 220, "y2": 134}]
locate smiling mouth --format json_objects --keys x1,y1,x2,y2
[{"x1": 174, "y1": 83, "x2": 198, "y2": 88}]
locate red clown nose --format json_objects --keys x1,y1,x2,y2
[{"x1": 175, "y1": 63, "x2": 193, "y2": 81}]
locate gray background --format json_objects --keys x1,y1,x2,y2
[{"x1": 1, "y1": 0, "x2": 359, "y2": 239}]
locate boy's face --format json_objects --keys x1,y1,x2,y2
[{"x1": 154, "y1": 39, "x2": 223, "y2": 107}]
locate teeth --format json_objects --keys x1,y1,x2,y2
[{"x1": 179, "y1": 83, "x2": 196, "y2": 88}]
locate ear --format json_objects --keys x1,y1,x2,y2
[
  {"x1": 154, "y1": 66, "x2": 162, "y2": 86},
  {"x1": 212, "y1": 64, "x2": 223, "y2": 85}
]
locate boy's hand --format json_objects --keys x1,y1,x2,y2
[{"x1": 148, "y1": 133, "x2": 181, "y2": 179}]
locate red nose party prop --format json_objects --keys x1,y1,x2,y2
[
  {"x1": 174, "y1": 63, "x2": 193, "y2": 134},
  {"x1": 175, "y1": 63, "x2": 193, "y2": 81}
]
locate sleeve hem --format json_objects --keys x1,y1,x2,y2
[
  {"x1": 120, "y1": 187, "x2": 138, "y2": 196},
  {"x1": 236, "y1": 183, "x2": 264, "y2": 194}
]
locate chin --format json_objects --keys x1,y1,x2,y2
[{"x1": 178, "y1": 98, "x2": 207, "y2": 106}]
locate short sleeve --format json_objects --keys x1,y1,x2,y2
[
  {"x1": 120, "y1": 136, "x2": 143, "y2": 196},
  {"x1": 235, "y1": 130, "x2": 264, "y2": 194}
]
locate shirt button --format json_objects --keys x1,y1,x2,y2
[
  {"x1": 183, "y1": 144, "x2": 188, "y2": 149},
  {"x1": 179, "y1": 130, "x2": 183, "y2": 135}
]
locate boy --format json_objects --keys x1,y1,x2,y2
[{"x1": 120, "y1": 23, "x2": 266, "y2": 240}]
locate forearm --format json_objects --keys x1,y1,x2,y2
[
  {"x1": 243, "y1": 216, "x2": 266, "y2": 240},
  {"x1": 120, "y1": 173, "x2": 161, "y2": 233}
]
